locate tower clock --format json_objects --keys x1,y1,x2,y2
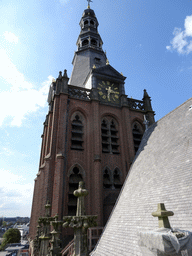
[{"x1": 97, "y1": 80, "x2": 120, "y2": 103}]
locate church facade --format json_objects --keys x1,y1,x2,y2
[{"x1": 29, "y1": 5, "x2": 155, "y2": 245}]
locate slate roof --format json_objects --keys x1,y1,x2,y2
[{"x1": 91, "y1": 98, "x2": 192, "y2": 256}]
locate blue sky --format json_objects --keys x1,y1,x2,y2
[{"x1": 0, "y1": 0, "x2": 191, "y2": 217}]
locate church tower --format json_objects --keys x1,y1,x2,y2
[{"x1": 29, "y1": 2, "x2": 155, "y2": 246}]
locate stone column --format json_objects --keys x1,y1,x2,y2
[{"x1": 63, "y1": 182, "x2": 97, "y2": 256}]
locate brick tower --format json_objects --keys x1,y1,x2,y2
[{"x1": 29, "y1": 3, "x2": 155, "y2": 246}]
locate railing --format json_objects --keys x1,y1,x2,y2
[
  {"x1": 127, "y1": 98, "x2": 144, "y2": 111},
  {"x1": 68, "y1": 85, "x2": 92, "y2": 101},
  {"x1": 88, "y1": 227, "x2": 103, "y2": 252},
  {"x1": 61, "y1": 239, "x2": 74, "y2": 256},
  {"x1": 60, "y1": 227, "x2": 103, "y2": 256},
  {"x1": 68, "y1": 85, "x2": 145, "y2": 111}
]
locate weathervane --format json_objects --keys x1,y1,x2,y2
[{"x1": 87, "y1": 0, "x2": 93, "y2": 9}]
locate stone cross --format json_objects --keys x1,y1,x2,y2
[
  {"x1": 152, "y1": 203, "x2": 174, "y2": 228},
  {"x1": 63, "y1": 181, "x2": 97, "y2": 256}
]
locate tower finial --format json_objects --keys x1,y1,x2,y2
[{"x1": 87, "y1": 0, "x2": 93, "y2": 9}]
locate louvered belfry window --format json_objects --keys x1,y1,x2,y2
[
  {"x1": 101, "y1": 118, "x2": 119, "y2": 154},
  {"x1": 71, "y1": 115, "x2": 84, "y2": 150},
  {"x1": 132, "y1": 122, "x2": 143, "y2": 153}
]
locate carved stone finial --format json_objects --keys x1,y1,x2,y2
[
  {"x1": 106, "y1": 59, "x2": 109, "y2": 65},
  {"x1": 58, "y1": 71, "x2": 62, "y2": 79},
  {"x1": 152, "y1": 203, "x2": 174, "y2": 228},
  {"x1": 63, "y1": 69, "x2": 68, "y2": 78},
  {"x1": 143, "y1": 89, "x2": 153, "y2": 112}
]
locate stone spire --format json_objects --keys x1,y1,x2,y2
[{"x1": 69, "y1": 6, "x2": 107, "y2": 87}]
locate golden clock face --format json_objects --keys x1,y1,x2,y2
[{"x1": 97, "y1": 80, "x2": 120, "y2": 103}]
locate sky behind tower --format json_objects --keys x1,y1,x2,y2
[{"x1": 0, "y1": 0, "x2": 192, "y2": 217}]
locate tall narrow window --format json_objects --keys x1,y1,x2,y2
[
  {"x1": 101, "y1": 118, "x2": 119, "y2": 154},
  {"x1": 68, "y1": 167, "x2": 83, "y2": 216},
  {"x1": 71, "y1": 115, "x2": 84, "y2": 151},
  {"x1": 132, "y1": 122, "x2": 143, "y2": 153},
  {"x1": 103, "y1": 168, "x2": 112, "y2": 189},
  {"x1": 110, "y1": 120, "x2": 119, "y2": 154},
  {"x1": 101, "y1": 119, "x2": 110, "y2": 153},
  {"x1": 84, "y1": 20, "x2": 88, "y2": 26},
  {"x1": 113, "y1": 168, "x2": 122, "y2": 189},
  {"x1": 90, "y1": 20, "x2": 94, "y2": 26}
]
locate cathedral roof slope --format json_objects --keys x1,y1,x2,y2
[{"x1": 91, "y1": 98, "x2": 192, "y2": 256}]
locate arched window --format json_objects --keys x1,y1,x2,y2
[
  {"x1": 101, "y1": 118, "x2": 119, "y2": 154},
  {"x1": 68, "y1": 167, "x2": 83, "y2": 216},
  {"x1": 103, "y1": 167, "x2": 122, "y2": 189},
  {"x1": 84, "y1": 20, "x2": 88, "y2": 26},
  {"x1": 90, "y1": 20, "x2": 94, "y2": 26},
  {"x1": 113, "y1": 168, "x2": 122, "y2": 189},
  {"x1": 132, "y1": 121, "x2": 143, "y2": 153},
  {"x1": 71, "y1": 114, "x2": 84, "y2": 151},
  {"x1": 101, "y1": 119, "x2": 109, "y2": 153},
  {"x1": 82, "y1": 39, "x2": 89, "y2": 47},
  {"x1": 103, "y1": 168, "x2": 112, "y2": 189},
  {"x1": 91, "y1": 39, "x2": 97, "y2": 46}
]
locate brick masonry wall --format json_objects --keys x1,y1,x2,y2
[{"x1": 29, "y1": 92, "x2": 148, "y2": 240}]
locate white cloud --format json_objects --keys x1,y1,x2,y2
[
  {"x1": 0, "y1": 169, "x2": 33, "y2": 216},
  {"x1": 185, "y1": 15, "x2": 192, "y2": 36},
  {"x1": 4, "y1": 31, "x2": 19, "y2": 44},
  {"x1": 0, "y1": 147, "x2": 14, "y2": 156},
  {"x1": 166, "y1": 15, "x2": 192, "y2": 54},
  {"x1": 0, "y1": 49, "x2": 54, "y2": 126}
]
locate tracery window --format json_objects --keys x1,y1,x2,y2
[
  {"x1": 103, "y1": 167, "x2": 122, "y2": 189},
  {"x1": 68, "y1": 167, "x2": 83, "y2": 216},
  {"x1": 132, "y1": 121, "x2": 144, "y2": 154},
  {"x1": 71, "y1": 114, "x2": 84, "y2": 151},
  {"x1": 101, "y1": 118, "x2": 119, "y2": 154}
]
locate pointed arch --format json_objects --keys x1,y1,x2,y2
[
  {"x1": 103, "y1": 167, "x2": 112, "y2": 189},
  {"x1": 68, "y1": 164, "x2": 85, "y2": 216},
  {"x1": 132, "y1": 121, "x2": 144, "y2": 154},
  {"x1": 113, "y1": 168, "x2": 122, "y2": 189},
  {"x1": 71, "y1": 112, "x2": 84, "y2": 151}
]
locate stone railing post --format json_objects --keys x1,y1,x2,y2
[{"x1": 63, "y1": 181, "x2": 97, "y2": 256}]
